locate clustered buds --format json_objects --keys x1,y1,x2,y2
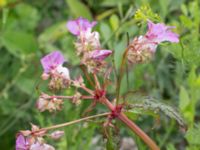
[
  {"x1": 67, "y1": 17, "x2": 112, "y2": 73},
  {"x1": 127, "y1": 20, "x2": 179, "y2": 64}
]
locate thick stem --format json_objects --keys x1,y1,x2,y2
[{"x1": 103, "y1": 98, "x2": 160, "y2": 150}]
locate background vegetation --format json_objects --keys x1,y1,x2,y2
[{"x1": 0, "y1": 0, "x2": 200, "y2": 149}]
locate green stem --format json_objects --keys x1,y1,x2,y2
[{"x1": 116, "y1": 47, "x2": 129, "y2": 104}]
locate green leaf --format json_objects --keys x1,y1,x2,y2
[
  {"x1": 185, "y1": 124, "x2": 200, "y2": 148},
  {"x1": 125, "y1": 95, "x2": 186, "y2": 129},
  {"x1": 66, "y1": 0, "x2": 92, "y2": 20},
  {"x1": 15, "y1": 3, "x2": 40, "y2": 31},
  {"x1": 38, "y1": 21, "x2": 67, "y2": 50},
  {"x1": 109, "y1": 14, "x2": 119, "y2": 32},
  {"x1": 179, "y1": 86, "x2": 190, "y2": 111},
  {"x1": 1, "y1": 30, "x2": 38, "y2": 58}
]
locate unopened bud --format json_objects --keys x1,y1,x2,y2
[
  {"x1": 50, "y1": 130, "x2": 64, "y2": 140},
  {"x1": 41, "y1": 72, "x2": 50, "y2": 80}
]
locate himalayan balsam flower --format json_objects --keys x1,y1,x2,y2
[
  {"x1": 127, "y1": 20, "x2": 179, "y2": 64},
  {"x1": 90, "y1": 50, "x2": 112, "y2": 61},
  {"x1": 66, "y1": 17, "x2": 96, "y2": 36}
]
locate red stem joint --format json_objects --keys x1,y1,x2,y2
[{"x1": 110, "y1": 105, "x2": 123, "y2": 119}]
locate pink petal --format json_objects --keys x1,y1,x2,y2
[
  {"x1": 16, "y1": 134, "x2": 29, "y2": 150},
  {"x1": 66, "y1": 17, "x2": 97, "y2": 36},
  {"x1": 91, "y1": 50, "x2": 112, "y2": 61},
  {"x1": 40, "y1": 51, "x2": 65, "y2": 73},
  {"x1": 146, "y1": 20, "x2": 179, "y2": 43}
]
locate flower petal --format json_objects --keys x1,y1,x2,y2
[
  {"x1": 91, "y1": 50, "x2": 112, "y2": 61},
  {"x1": 40, "y1": 51, "x2": 65, "y2": 73},
  {"x1": 67, "y1": 17, "x2": 97, "y2": 36}
]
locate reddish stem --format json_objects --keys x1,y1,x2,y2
[
  {"x1": 103, "y1": 98, "x2": 160, "y2": 150},
  {"x1": 50, "y1": 95, "x2": 94, "y2": 100}
]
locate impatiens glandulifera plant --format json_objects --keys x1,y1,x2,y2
[{"x1": 16, "y1": 17, "x2": 185, "y2": 150}]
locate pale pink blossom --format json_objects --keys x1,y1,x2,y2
[
  {"x1": 67, "y1": 17, "x2": 97, "y2": 36},
  {"x1": 145, "y1": 20, "x2": 179, "y2": 44},
  {"x1": 90, "y1": 50, "x2": 112, "y2": 61}
]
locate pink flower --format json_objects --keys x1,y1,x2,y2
[
  {"x1": 145, "y1": 20, "x2": 179, "y2": 44},
  {"x1": 40, "y1": 51, "x2": 65, "y2": 73},
  {"x1": 16, "y1": 134, "x2": 30, "y2": 150},
  {"x1": 67, "y1": 17, "x2": 97, "y2": 36},
  {"x1": 90, "y1": 50, "x2": 112, "y2": 61}
]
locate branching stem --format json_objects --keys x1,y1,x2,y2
[{"x1": 39, "y1": 112, "x2": 110, "y2": 131}]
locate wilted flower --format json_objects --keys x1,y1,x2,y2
[
  {"x1": 47, "y1": 98, "x2": 64, "y2": 112},
  {"x1": 67, "y1": 17, "x2": 97, "y2": 36},
  {"x1": 50, "y1": 130, "x2": 65, "y2": 140},
  {"x1": 72, "y1": 92, "x2": 82, "y2": 105},
  {"x1": 36, "y1": 93, "x2": 64, "y2": 112},
  {"x1": 36, "y1": 93, "x2": 50, "y2": 112},
  {"x1": 41, "y1": 51, "x2": 65, "y2": 74},
  {"x1": 90, "y1": 50, "x2": 112, "y2": 61}
]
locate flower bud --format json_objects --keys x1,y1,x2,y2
[
  {"x1": 41, "y1": 73, "x2": 50, "y2": 80},
  {"x1": 50, "y1": 130, "x2": 64, "y2": 140}
]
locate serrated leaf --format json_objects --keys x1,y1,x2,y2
[{"x1": 125, "y1": 96, "x2": 186, "y2": 129}]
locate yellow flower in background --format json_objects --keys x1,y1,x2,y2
[{"x1": 0, "y1": 0, "x2": 7, "y2": 7}]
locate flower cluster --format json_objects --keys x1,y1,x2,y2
[
  {"x1": 36, "y1": 93, "x2": 63, "y2": 112},
  {"x1": 127, "y1": 20, "x2": 179, "y2": 64},
  {"x1": 67, "y1": 17, "x2": 112, "y2": 73},
  {"x1": 16, "y1": 17, "x2": 180, "y2": 150},
  {"x1": 41, "y1": 51, "x2": 71, "y2": 90}
]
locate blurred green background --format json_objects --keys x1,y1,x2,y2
[{"x1": 0, "y1": 0, "x2": 200, "y2": 149}]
